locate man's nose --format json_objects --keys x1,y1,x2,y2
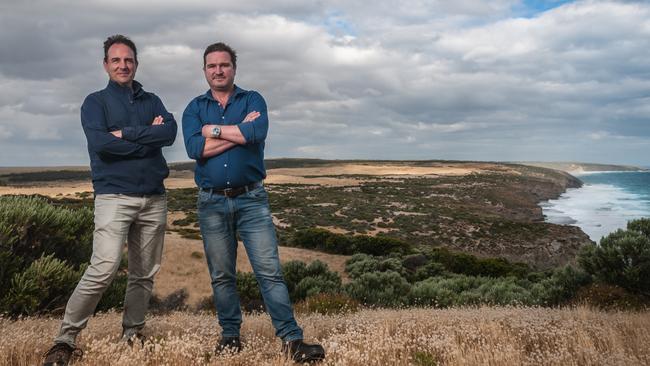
[{"x1": 119, "y1": 60, "x2": 129, "y2": 69}]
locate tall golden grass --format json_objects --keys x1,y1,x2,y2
[{"x1": 2, "y1": 306, "x2": 648, "y2": 365}]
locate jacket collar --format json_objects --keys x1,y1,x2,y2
[{"x1": 107, "y1": 79, "x2": 144, "y2": 98}]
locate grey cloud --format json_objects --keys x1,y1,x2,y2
[{"x1": 1, "y1": 0, "x2": 650, "y2": 166}]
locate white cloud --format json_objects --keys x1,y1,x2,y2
[{"x1": 1, "y1": 0, "x2": 650, "y2": 166}]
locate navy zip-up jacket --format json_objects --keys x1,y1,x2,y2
[{"x1": 81, "y1": 80, "x2": 177, "y2": 195}]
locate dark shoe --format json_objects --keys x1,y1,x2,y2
[
  {"x1": 42, "y1": 343, "x2": 83, "y2": 366},
  {"x1": 122, "y1": 332, "x2": 146, "y2": 347},
  {"x1": 215, "y1": 336, "x2": 242, "y2": 354},
  {"x1": 282, "y1": 339, "x2": 325, "y2": 363}
]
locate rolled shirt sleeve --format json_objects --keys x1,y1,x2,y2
[
  {"x1": 182, "y1": 99, "x2": 207, "y2": 160},
  {"x1": 236, "y1": 91, "x2": 268, "y2": 144}
]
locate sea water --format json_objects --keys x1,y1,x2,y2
[{"x1": 540, "y1": 171, "x2": 650, "y2": 242}]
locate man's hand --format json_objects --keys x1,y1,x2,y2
[
  {"x1": 201, "y1": 111, "x2": 260, "y2": 138},
  {"x1": 110, "y1": 130, "x2": 122, "y2": 138},
  {"x1": 152, "y1": 115, "x2": 164, "y2": 125},
  {"x1": 243, "y1": 111, "x2": 260, "y2": 123}
]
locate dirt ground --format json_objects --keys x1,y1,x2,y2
[{"x1": 154, "y1": 232, "x2": 350, "y2": 306}]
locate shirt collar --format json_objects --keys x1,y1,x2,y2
[
  {"x1": 199, "y1": 85, "x2": 247, "y2": 101},
  {"x1": 107, "y1": 79, "x2": 144, "y2": 98}
]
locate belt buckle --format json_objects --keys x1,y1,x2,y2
[{"x1": 223, "y1": 187, "x2": 234, "y2": 197}]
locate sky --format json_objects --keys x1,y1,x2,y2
[{"x1": 0, "y1": 0, "x2": 649, "y2": 167}]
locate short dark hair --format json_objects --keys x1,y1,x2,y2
[
  {"x1": 103, "y1": 35, "x2": 138, "y2": 63},
  {"x1": 203, "y1": 42, "x2": 237, "y2": 69}
]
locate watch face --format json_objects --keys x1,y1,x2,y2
[{"x1": 212, "y1": 126, "x2": 221, "y2": 137}]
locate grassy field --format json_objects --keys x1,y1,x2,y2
[{"x1": 2, "y1": 306, "x2": 648, "y2": 365}]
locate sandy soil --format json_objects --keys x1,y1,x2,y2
[
  {"x1": 154, "y1": 232, "x2": 350, "y2": 306},
  {"x1": 0, "y1": 163, "x2": 492, "y2": 197}
]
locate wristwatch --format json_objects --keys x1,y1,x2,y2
[{"x1": 211, "y1": 126, "x2": 221, "y2": 138}]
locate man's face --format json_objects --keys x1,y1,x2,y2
[
  {"x1": 204, "y1": 51, "x2": 236, "y2": 92},
  {"x1": 103, "y1": 43, "x2": 137, "y2": 87}
]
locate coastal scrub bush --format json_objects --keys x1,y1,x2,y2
[
  {"x1": 426, "y1": 247, "x2": 530, "y2": 278},
  {"x1": 530, "y1": 265, "x2": 591, "y2": 306},
  {"x1": 294, "y1": 292, "x2": 360, "y2": 315},
  {"x1": 411, "y1": 275, "x2": 534, "y2": 307},
  {"x1": 579, "y1": 219, "x2": 650, "y2": 295},
  {"x1": 289, "y1": 260, "x2": 342, "y2": 301},
  {"x1": 288, "y1": 228, "x2": 413, "y2": 255},
  {"x1": 345, "y1": 271, "x2": 411, "y2": 307},
  {"x1": 0, "y1": 195, "x2": 93, "y2": 266},
  {"x1": 1, "y1": 254, "x2": 82, "y2": 315},
  {"x1": 0, "y1": 196, "x2": 98, "y2": 316},
  {"x1": 236, "y1": 271, "x2": 263, "y2": 311}
]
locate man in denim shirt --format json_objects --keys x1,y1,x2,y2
[
  {"x1": 182, "y1": 42, "x2": 324, "y2": 363},
  {"x1": 43, "y1": 35, "x2": 176, "y2": 366}
]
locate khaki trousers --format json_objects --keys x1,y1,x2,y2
[{"x1": 55, "y1": 194, "x2": 166, "y2": 347}]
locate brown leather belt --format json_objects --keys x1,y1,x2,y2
[{"x1": 200, "y1": 181, "x2": 263, "y2": 198}]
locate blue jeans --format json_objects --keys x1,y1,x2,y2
[{"x1": 197, "y1": 185, "x2": 303, "y2": 341}]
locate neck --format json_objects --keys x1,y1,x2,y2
[
  {"x1": 113, "y1": 80, "x2": 133, "y2": 89},
  {"x1": 211, "y1": 86, "x2": 234, "y2": 105}
]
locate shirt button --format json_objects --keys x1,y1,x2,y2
[
  {"x1": 221, "y1": 116, "x2": 225, "y2": 119},
  {"x1": 224, "y1": 164, "x2": 228, "y2": 167},
  {"x1": 227, "y1": 181, "x2": 230, "y2": 185}
]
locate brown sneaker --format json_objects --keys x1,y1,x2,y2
[
  {"x1": 282, "y1": 339, "x2": 325, "y2": 363},
  {"x1": 42, "y1": 343, "x2": 83, "y2": 366}
]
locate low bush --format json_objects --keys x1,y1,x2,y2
[
  {"x1": 345, "y1": 271, "x2": 411, "y2": 307},
  {"x1": 294, "y1": 292, "x2": 360, "y2": 315},
  {"x1": 1, "y1": 254, "x2": 82, "y2": 315},
  {"x1": 579, "y1": 218, "x2": 650, "y2": 295},
  {"x1": 426, "y1": 247, "x2": 530, "y2": 278},
  {"x1": 149, "y1": 288, "x2": 189, "y2": 313},
  {"x1": 288, "y1": 228, "x2": 413, "y2": 255},
  {"x1": 571, "y1": 283, "x2": 648, "y2": 310},
  {"x1": 530, "y1": 265, "x2": 591, "y2": 306},
  {"x1": 236, "y1": 271, "x2": 264, "y2": 312},
  {"x1": 284, "y1": 260, "x2": 342, "y2": 301}
]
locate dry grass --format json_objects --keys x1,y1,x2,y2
[
  {"x1": 154, "y1": 232, "x2": 351, "y2": 306},
  {"x1": 2, "y1": 307, "x2": 648, "y2": 365}
]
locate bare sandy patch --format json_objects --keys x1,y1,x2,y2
[{"x1": 268, "y1": 163, "x2": 485, "y2": 177}]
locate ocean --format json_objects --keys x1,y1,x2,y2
[{"x1": 540, "y1": 171, "x2": 650, "y2": 242}]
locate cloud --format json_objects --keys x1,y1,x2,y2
[{"x1": 1, "y1": 0, "x2": 650, "y2": 166}]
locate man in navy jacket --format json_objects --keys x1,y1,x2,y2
[{"x1": 43, "y1": 34, "x2": 176, "y2": 366}]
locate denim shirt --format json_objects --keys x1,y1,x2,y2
[
  {"x1": 81, "y1": 80, "x2": 177, "y2": 195},
  {"x1": 182, "y1": 86, "x2": 269, "y2": 189}
]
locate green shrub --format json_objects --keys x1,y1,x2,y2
[
  {"x1": 345, "y1": 271, "x2": 411, "y2": 307},
  {"x1": 285, "y1": 260, "x2": 342, "y2": 301},
  {"x1": 411, "y1": 275, "x2": 535, "y2": 307},
  {"x1": 578, "y1": 220, "x2": 650, "y2": 295},
  {"x1": 149, "y1": 288, "x2": 189, "y2": 313},
  {"x1": 236, "y1": 271, "x2": 263, "y2": 311},
  {"x1": 627, "y1": 217, "x2": 650, "y2": 237},
  {"x1": 294, "y1": 276, "x2": 341, "y2": 300},
  {"x1": 294, "y1": 293, "x2": 360, "y2": 315},
  {"x1": 1, "y1": 254, "x2": 82, "y2": 315},
  {"x1": 0, "y1": 195, "x2": 93, "y2": 267},
  {"x1": 345, "y1": 256, "x2": 379, "y2": 278},
  {"x1": 411, "y1": 262, "x2": 447, "y2": 282},
  {"x1": 288, "y1": 228, "x2": 413, "y2": 255},
  {"x1": 426, "y1": 247, "x2": 529, "y2": 278},
  {"x1": 530, "y1": 265, "x2": 591, "y2": 305},
  {"x1": 571, "y1": 283, "x2": 648, "y2": 310},
  {"x1": 282, "y1": 260, "x2": 308, "y2": 296}
]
